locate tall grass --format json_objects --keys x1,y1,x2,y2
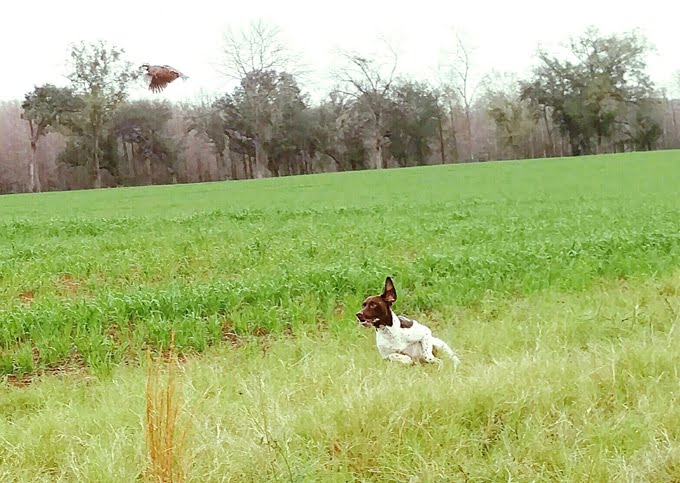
[
  {"x1": 0, "y1": 271, "x2": 678, "y2": 480},
  {"x1": 144, "y1": 333, "x2": 192, "y2": 482}
]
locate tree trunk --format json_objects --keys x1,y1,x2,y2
[
  {"x1": 253, "y1": 136, "x2": 268, "y2": 178},
  {"x1": 27, "y1": 121, "x2": 41, "y2": 193},
  {"x1": 220, "y1": 150, "x2": 229, "y2": 180},
  {"x1": 670, "y1": 99, "x2": 679, "y2": 148},
  {"x1": 437, "y1": 117, "x2": 446, "y2": 164},
  {"x1": 28, "y1": 161, "x2": 35, "y2": 194},
  {"x1": 243, "y1": 155, "x2": 253, "y2": 179},
  {"x1": 145, "y1": 157, "x2": 152, "y2": 184},
  {"x1": 28, "y1": 141, "x2": 41, "y2": 193},
  {"x1": 447, "y1": 101, "x2": 460, "y2": 162},
  {"x1": 125, "y1": 142, "x2": 136, "y2": 179},
  {"x1": 93, "y1": 127, "x2": 102, "y2": 189},
  {"x1": 230, "y1": 155, "x2": 238, "y2": 180},
  {"x1": 225, "y1": 142, "x2": 237, "y2": 180},
  {"x1": 367, "y1": 121, "x2": 384, "y2": 170},
  {"x1": 303, "y1": 152, "x2": 311, "y2": 174},
  {"x1": 369, "y1": 138, "x2": 384, "y2": 169},
  {"x1": 542, "y1": 107, "x2": 555, "y2": 157},
  {"x1": 465, "y1": 106, "x2": 474, "y2": 162}
]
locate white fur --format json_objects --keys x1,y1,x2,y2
[{"x1": 374, "y1": 310, "x2": 461, "y2": 366}]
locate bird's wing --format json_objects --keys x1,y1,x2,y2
[
  {"x1": 147, "y1": 66, "x2": 180, "y2": 92},
  {"x1": 162, "y1": 65, "x2": 189, "y2": 80}
]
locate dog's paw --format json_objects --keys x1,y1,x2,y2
[
  {"x1": 387, "y1": 353, "x2": 414, "y2": 365},
  {"x1": 424, "y1": 356, "x2": 443, "y2": 367}
]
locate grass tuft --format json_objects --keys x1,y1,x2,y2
[{"x1": 144, "y1": 332, "x2": 192, "y2": 483}]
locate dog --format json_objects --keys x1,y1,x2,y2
[{"x1": 356, "y1": 276, "x2": 461, "y2": 366}]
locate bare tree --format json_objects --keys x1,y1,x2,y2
[
  {"x1": 435, "y1": 80, "x2": 461, "y2": 163},
  {"x1": 219, "y1": 19, "x2": 304, "y2": 178},
  {"x1": 220, "y1": 19, "x2": 301, "y2": 81},
  {"x1": 333, "y1": 38, "x2": 399, "y2": 169},
  {"x1": 440, "y1": 30, "x2": 488, "y2": 161}
]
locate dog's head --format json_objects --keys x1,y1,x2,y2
[{"x1": 356, "y1": 276, "x2": 397, "y2": 328}]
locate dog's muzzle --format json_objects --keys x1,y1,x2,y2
[{"x1": 356, "y1": 313, "x2": 378, "y2": 327}]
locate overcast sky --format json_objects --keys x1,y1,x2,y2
[{"x1": 2, "y1": 0, "x2": 677, "y2": 103}]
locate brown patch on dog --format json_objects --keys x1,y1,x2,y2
[
  {"x1": 356, "y1": 295, "x2": 392, "y2": 327},
  {"x1": 397, "y1": 316, "x2": 414, "y2": 328},
  {"x1": 355, "y1": 276, "x2": 399, "y2": 328}
]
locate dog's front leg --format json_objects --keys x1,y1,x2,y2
[{"x1": 386, "y1": 353, "x2": 414, "y2": 365}]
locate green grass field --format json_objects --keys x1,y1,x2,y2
[{"x1": 1, "y1": 151, "x2": 680, "y2": 481}]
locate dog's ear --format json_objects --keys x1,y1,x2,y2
[{"x1": 382, "y1": 276, "x2": 397, "y2": 304}]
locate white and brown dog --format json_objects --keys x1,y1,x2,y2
[{"x1": 356, "y1": 277, "x2": 461, "y2": 366}]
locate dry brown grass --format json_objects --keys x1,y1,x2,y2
[{"x1": 144, "y1": 333, "x2": 192, "y2": 482}]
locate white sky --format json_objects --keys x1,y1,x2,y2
[{"x1": 1, "y1": 0, "x2": 678, "y2": 104}]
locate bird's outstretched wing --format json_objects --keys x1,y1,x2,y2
[{"x1": 142, "y1": 64, "x2": 188, "y2": 93}]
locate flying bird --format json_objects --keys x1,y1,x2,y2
[{"x1": 140, "y1": 64, "x2": 188, "y2": 93}]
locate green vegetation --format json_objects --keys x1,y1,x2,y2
[
  {"x1": 1, "y1": 262, "x2": 679, "y2": 480},
  {"x1": 2, "y1": 151, "x2": 680, "y2": 378},
  {"x1": 2, "y1": 150, "x2": 680, "y2": 480}
]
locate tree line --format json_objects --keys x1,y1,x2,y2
[{"x1": 1, "y1": 22, "x2": 679, "y2": 194}]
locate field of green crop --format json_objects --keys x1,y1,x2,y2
[{"x1": 1, "y1": 151, "x2": 680, "y2": 481}]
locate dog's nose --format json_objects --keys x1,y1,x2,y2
[{"x1": 356, "y1": 312, "x2": 363, "y2": 321}]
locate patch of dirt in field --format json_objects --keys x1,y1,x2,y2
[
  {"x1": 18, "y1": 290, "x2": 34, "y2": 303},
  {"x1": 316, "y1": 317, "x2": 329, "y2": 332},
  {"x1": 252, "y1": 326, "x2": 269, "y2": 337},
  {"x1": 146, "y1": 349, "x2": 190, "y2": 365},
  {"x1": 333, "y1": 303, "x2": 346, "y2": 317},
  {"x1": 5, "y1": 351, "x2": 89, "y2": 389},
  {"x1": 221, "y1": 320, "x2": 243, "y2": 347},
  {"x1": 251, "y1": 326, "x2": 272, "y2": 355},
  {"x1": 328, "y1": 440, "x2": 343, "y2": 459},
  {"x1": 54, "y1": 273, "x2": 88, "y2": 298},
  {"x1": 6, "y1": 374, "x2": 33, "y2": 388}
]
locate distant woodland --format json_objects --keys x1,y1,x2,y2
[{"x1": 1, "y1": 21, "x2": 679, "y2": 194}]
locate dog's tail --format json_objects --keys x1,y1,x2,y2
[{"x1": 432, "y1": 338, "x2": 461, "y2": 366}]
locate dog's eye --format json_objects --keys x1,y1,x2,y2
[{"x1": 369, "y1": 302, "x2": 376, "y2": 309}]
